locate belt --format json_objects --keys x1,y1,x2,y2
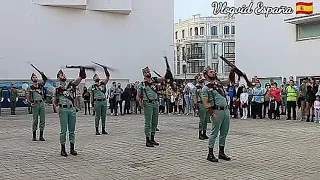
[
  {"x1": 144, "y1": 99, "x2": 158, "y2": 104},
  {"x1": 32, "y1": 100, "x2": 43, "y2": 103},
  {"x1": 212, "y1": 106, "x2": 228, "y2": 110},
  {"x1": 198, "y1": 101, "x2": 202, "y2": 104},
  {"x1": 94, "y1": 98, "x2": 106, "y2": 101},
  {"x1": 59, "y1": 104, "x2": 73, "y2": 108}
]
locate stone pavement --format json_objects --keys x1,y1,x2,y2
[{"x1": 0, "y1": 107, "x2": 320, "y2": 180}]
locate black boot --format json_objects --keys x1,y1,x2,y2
[
  {"x1": 146, "y1": 137, "x2": 154, "y2": 147},
  {"x1": 60, "y1": 144, "x2": 67, "y2": 157},
  {"x1": 95, "y1": 127, "x2": 100, "y2": 135},
  {"x1": 203, "y1": 130, "x2": 209, "y2": 139},
  {"x1": 102, "y1": 127, "x2": 108, "y2": 134},
  {"x1": 207, "y1": 148, "x2": 218, "y2": 162},
  {"x1": 32, "y1": 131, "x2": 37, "y2": 141},
  {"x1": 199, "y1": 131, "x2": 205, "y2": 140},
  {"x1": 39, "y1": 131, "x2": 45, "y2": 141},
  {"x1": 218, "y1": 146, "x2": 231, "y2": 161},
  {"x1": 311, "y1": 115, "x2": 315, "y2": 122},
  {"x1": 307, "y1": 115, "x2": 310, "y2": 122},
  {"x1": 70, "y1": 143, "x2": 78, "y2": 156},
  {"x1": 150, "y1": 135, "x2": 159, "y2": 146}
]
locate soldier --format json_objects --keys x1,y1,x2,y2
[
  {"x1": 201, "y1": 66, "x2": 236, "y2": 162},
  {"x1": 26, "y1": 72, "x2": 48, "y2": 141},
  {"x1": 89, "y1": 68, "x2": 110, "y2": 135},
  {"x1": 136, "y1": 66, "x2": 170, "y2": 147},
  {"x1": 53, "y1": 68, "x2": 86, "y2": 156},
  {"x1": 9, "y1": 83, "x2": 18, "y2": 115},
  {"x1": 192, "y1": 73, "x2": 209, "y2": 140}
]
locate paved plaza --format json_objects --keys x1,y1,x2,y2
[{"x1": 0, "y1": 107, "x2": 320, "y2": 180}]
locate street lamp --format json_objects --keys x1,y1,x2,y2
[{"x1": 182, "y1": 60, "x2": 187, "y2": 83}]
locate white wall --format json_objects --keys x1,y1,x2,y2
[
  {"x1": 235, "y1": 0, "x2": 320, "y2": 79},
  {"x1": 0, "y1": 0, "x2": 174, "y2": 82}
]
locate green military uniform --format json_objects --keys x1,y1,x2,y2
[
  {"x1": 89, "y1": 79, "x2": 108, "y2": 135},
  {"x1": 138, "y1": 67, "x2": 160, "y2": 147},
  {"x1": 9, "y1": 86, "x2": 18, "y2": 115},
  {"x1": 194, "y1": 82, "x2": 210, "y2": 140},
  {"x1": 28, "y1": 83, "x2": 46, "y2": 141},
  {"x1": 201, "y1": 66, "x2": 231, "y2": 163}
]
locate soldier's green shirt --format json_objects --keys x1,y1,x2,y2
[
  {"x1": 55, "y1": 82, "x2": 75, "y2": 106},
  {"x1": 9, "y1": 88, "x2": 18, "y2": 100},
  {"x1": 194, "y1": 83, "x2": 204, "y2": 102},
  {"x1": 28, "y1": 83, "x2": 44, "y2": 101},
  {"x1": 138, "y1": 81, "x2": 158, "y2": 101},
  {"x1": 88, "y1": 82, "x2": 106, "y2": 99},
  {"x1": 201, "y1": 81, "x2": 228, "y2": 107}
]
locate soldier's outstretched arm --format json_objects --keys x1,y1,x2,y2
[
  {"x1": 73, "y1": 68, "x2": 87, "y2": 86},
  {"x1": 103, "y1": 67, "x2": 110, "y2": 85}
]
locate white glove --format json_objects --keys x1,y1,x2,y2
[
  {"x1": 7, "y1": 99, "x2": 10, "y2": 102},
  {"x1": 1, "y1": 98, "x2": 3, "y2": 102},
  {"x1": 16, "y1": 98, "x2": 18, "y2": 102}
]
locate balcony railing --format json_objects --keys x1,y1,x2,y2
[
  {"x1": 186, "y1": 54, "x2": 205, "y2": 59},
  {"x1": 184, "y1": 34, "x2": 235, "y2": 41}
]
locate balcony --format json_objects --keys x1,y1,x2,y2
[
  {"x1": 33, "y1": 0, "x2": 87, "y2": 9},
  {"x1": 87, "y1": 0, "x2": 132, "y2": 15},
  {"x1": 186, "y1": 54, "x2": 205, "y2": 60},
  {"x1": 184, "y1": 35, "x2": 235, "y2": 42}
]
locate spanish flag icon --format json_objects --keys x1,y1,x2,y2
[{"x1": 296, "y1": 2, "x2": 313, "y2": 14}]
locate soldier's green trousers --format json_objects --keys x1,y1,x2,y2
[
  {"x1": 94, "y1": 101, "x2": 107, "y2": 128},
  {"x1": 32, "y1": 102, "x2": 46, "y2": 131},
  {"x1": 59, "y1": 107, "x2": 77, "y2": 145},
  {"x1": 143, "y1": 101, "x2": 159, "y2": 137},
  {"x1": 199, "y1": 104, "x2": 209, "y2": 131},
  {"x1": 10, "y1": 101, "x2": 16, "y2": 114},
  {"x1": 209, "y1": 109, "x2": 230, "y2": 148}
]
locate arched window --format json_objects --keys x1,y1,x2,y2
[
  {"x1": 200, "y1": 27, "x2": 204, "y2": 35},
  {"x1": 189, "y1": 28, "x2": 192, "y2": 36},
  {"x1": 195, "y1": 27, "x2": 199, "y2": 35},
  {"x1": 211, "y1": 26, "x2": 217, "y2": 35},
  {"x1": 224, "y1": 26, "x2": 230, "y2": 34},
  {"x1": 175, "y1": 31, "x2": 178, "y2": 39},
  {"x1": 231, "y1": 25, "x2": 235, "y2": 34},
  {"x1": 182, "y1": 30, "x2": 185, "y2": 38}
]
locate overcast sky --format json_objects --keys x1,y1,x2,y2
[{"x1": 174, "y1": 0, "x2": 234, "y2": 22}]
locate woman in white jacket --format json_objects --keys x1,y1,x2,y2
[{"x1": 240, "y1": 88, "x2": 249, "y2": 119}]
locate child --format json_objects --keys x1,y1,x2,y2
[
  {"x1": 178, "y1": 91, "x2": 184, "y2": 115},
  {"x1": 269, "y1": 96, "x2": 277, "y2": 119},
  {"x1": 314, "y1": 95, "x2": 320, "y2": 123},
  {"x1": 240, "y1": 88, "x2": 249, "y2": 119}
]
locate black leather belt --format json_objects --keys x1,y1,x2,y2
[
  {"x1": 144, "y1": 99, "x2": 158, "y2": 104},
  {"x1": 198, "y1": 101, "x2": 202, "y2": 104},
  {"x1": 32, "y1": 100, "x2": 43, "y2": 103},
  {"x1": 213, "y1": 106, "x2": 228, "y2": 110},
  {"x1": 59, "y1": 104, "x2": 73, "y2": 108},
  {"x1": 94, "y1": 99, "x2": 106, "y2": 101}
]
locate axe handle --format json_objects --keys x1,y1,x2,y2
[{"x1": 153, "y1": 71, "x2": 162, "y2": 78}]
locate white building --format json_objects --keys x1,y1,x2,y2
[
  {"x1": 235, "y1": 0, "x2": 320, "y2": 79},
  {"x1": 0, "y1": 0, "x2": 174, "y2": 82},
  {"x1": 174, "y1": 14, "x2": 235, "y2": 81}
]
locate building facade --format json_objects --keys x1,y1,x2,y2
[
  {"x1": 235, "y1": 0, "x2": 320, "y2": 79},
  {"x1": 0, "y1": 0, "x2": 174, "y2": 82},
  {"x1": 173, "y1": 14, "x2": 235, "y2": 80}
]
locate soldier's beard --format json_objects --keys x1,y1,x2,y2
[
  {"x1": 145, "y1": 74, "x2": 151, "y2": 78},
  {"x1": 95, "y1": 79, "x2": 100, "y2": 83},
  {"x1": 199, "y1": 80, "x2": 204, "y2": 83},
  {"x1": 32, "y1": 79, "x2": 37, "y2": 83},
  {"x1": 60, "y1": 78, "x2": 67, "y2": 82},
  {"x1": 208, "y1": 76, "x2": 216, "y2": 81}
]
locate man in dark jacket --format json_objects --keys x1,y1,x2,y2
[{"x1": 123, "y1": 84, "x2": 132, "y2": 114}]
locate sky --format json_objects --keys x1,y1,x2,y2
[{"x1": 174, "y1": 0, "x2": 234, "y2": 22}]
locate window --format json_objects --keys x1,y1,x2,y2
[
  {"x1": 186, "y1": 43, "x2": 205, "y2": 59},
  {"x1": 297, "y1": 23, "x2": 320, "y2": 40},
  {"x1": 195, "y1": 27, "x2": 199, "y2": 35},
  {"x1": 175, "y1": 31, "x2": 178, "y2": 39},
  {"x1": 177, "y1": 61, "x2": 180, "y2": 74},
  {"x1": 182, "y1": 47, "x2": 185, "y2": 60},
  {"x1": 211, "y1": 26, "x2": 218, "y2": 35},
  {"x1": 212, "y1": 62, "x2": 219, "y2": 73},
  {"x1": 200, "y1": 27, "x2": 204, "y2": 35},
  {"x1": 187, "y1": 60, "x2": 205, "y2": 73},
  {"x1": 223, "y1": 42, "x2": 235, "y2": 58},
  {"x1": 182, "y1": 30, "x2": 185, "y2": 38},
  {"x1": 231, "y1": 25, "x2": 235, "y2": 34},
  {"x1": 224, "y1": 26, "x2": 230, "y2": 34},
  {"x1": 211, "y1": 44, "x2": 218, "y2": 59},
  {"x1": 189, "y1": 28, "x2": 192, "y2": 36}
]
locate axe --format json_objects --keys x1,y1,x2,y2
[
  {"x1": 219, "y1": 56, "x2": 254, "y2": 87},
  {"x1": 163, "y1": 56, "x2": 176, "y2": 91},
  {"x1": 28, "y1": 63, "x2": 49, "y2": 81},
  {"x1": 65, "y1": 65, "x2": 96, "y2": 71},
  {"x1": 91, "y1": 61, "x2": 118, "y2": 72}
]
